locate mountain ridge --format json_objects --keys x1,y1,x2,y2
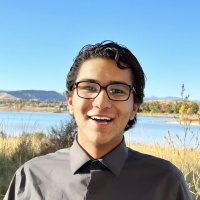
[
  {"x1": 0, "y1": 90, "x2": 66, "y2": 101},
  {"x1": 0, "y1": 90, "x2": 199, "y2": 102}
]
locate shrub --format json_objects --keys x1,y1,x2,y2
[{"x1": 39, "y1": 119, "x2": 76, "y2": 155}]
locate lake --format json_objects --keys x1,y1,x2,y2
[{"x1": 0, "y1": 111, "x2": 199, "y2": 147}]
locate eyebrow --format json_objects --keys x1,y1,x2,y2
[
  {"x1": 78, "y1": 79, "x2": 99, "y2": 83},
  {"x1": 78, "y1": 79, "x2": 132, "y2": 86}
]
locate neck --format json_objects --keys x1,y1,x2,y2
[{"x1": 77, "y1": 134, "x2": 123, "y2": 159}]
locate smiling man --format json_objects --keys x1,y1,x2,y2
[
  {"x1": 4, "y1": 41, "x2": 192, "y2": 200},
  {"x1": 67, "y1": 58, "x2": 138, "y2": 159}
]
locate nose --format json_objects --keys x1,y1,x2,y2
[{"x1": 92, "y1": 89, "x2": 112, "y2": 109}]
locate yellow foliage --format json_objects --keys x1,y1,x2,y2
[{"x1": 179, "y1": 104, "x2": 187, "y2": 114}]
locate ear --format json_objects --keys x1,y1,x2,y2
[
  {"x1": 66, "y1": 97, "x2": 74, "y2": 116},
  {"x1": 130, "y1": 103, "x2": 140, "y2": 120}
]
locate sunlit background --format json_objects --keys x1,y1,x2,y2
[{"x1": 0, "y1": 0, "x2": 199, "y2": 100}]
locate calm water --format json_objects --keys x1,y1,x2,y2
[
  {"x1": 0, "y1": 111, "x2": 72, "y2": 135},
  {"x1": 126, "y1": 116, "x2": 200, "y2": 147},
  {"x1": 0, "y1": 111, "x2": 199, "y2": 147}
]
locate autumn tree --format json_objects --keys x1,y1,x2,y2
[
  {"x1": 179, "y1": 101, "x2": 199, "y2": 114},
  {"x1": 172, "y1": 102, "x2": 182, "y2": 114}
]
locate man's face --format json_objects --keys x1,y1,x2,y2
[{"x1": 67, "y1": 58, "x2": 139, "y2": 154}]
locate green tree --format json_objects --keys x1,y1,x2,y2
[
  {"x1": 149, "y1": 102, "x2": 161, "y2": 113},
  {"x1": 188, "y1": 102, "x2": 199, "y2": 114},
  {"x1": 139, "y1": 102, "x2": 150, "y2": 113},
  {"x1": 172, "y1": 102, "x2": 182, "y2": 114},
  {"x1": 198, "y1": 103, "x2": 200, "y2": 115}
]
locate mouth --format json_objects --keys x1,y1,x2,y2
[{"x1": 89, "y1": 116, "x2": 113, "y2": 123}]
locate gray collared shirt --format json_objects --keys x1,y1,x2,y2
[{"x1": 4, "y1": 138, "x2": 192, "y2": 200}]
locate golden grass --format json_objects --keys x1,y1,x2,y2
[
  {"x1": 129, "y1": 143, "x2": 198, "y2": 167},
  {"x1": 0, "y1": 136, "x2": 21, "y2": 158},
  {"x1": 0, "y1": 133, "x2": 50, "y2": 160},
  {"x1": 0, "y1": 133, "x2": 52, "y2": 199},
  {"x1": 0, "y1": 106, "x2": 58, "y2": 113},
  {"x1": 180, "y1": 115, "x2": 200, "y2": 124}
]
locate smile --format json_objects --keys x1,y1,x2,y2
[{"x1": 90, "y1": 116, "x2": 113, "y2": 122}]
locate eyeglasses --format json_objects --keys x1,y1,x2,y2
[{"x1": 73, "y1": 81, "x2": 136, "y2": 101}]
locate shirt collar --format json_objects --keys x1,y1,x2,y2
[
  {"x1": 100, "y1": 138, "x2": 128, "y2": 177},
  {"x1": 70, "y1": 137, "x2": 128, "y2": 177},
  {"x1": 70, "y1": 137, "x2": 92, "y2": 174}
]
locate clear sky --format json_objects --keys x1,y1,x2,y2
[{"x1": 0, "y1": 0, "x2": 199, "y2": 100}]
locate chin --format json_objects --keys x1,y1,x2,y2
[{"x1": 91, "y1": 134, "x2": 121, "y2": 146}]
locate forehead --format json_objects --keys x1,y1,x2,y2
[{"x1": 76, "y1": 58, "x2": 133, "y2": 85}]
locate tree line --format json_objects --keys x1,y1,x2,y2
[
  {"x1": 1, "y1": 99, "x2": 200, "y2": 115},
  {"x1": 139, "y1": 101, "x2": 200, "y2": 115},
  {"x1": 0, "y1": 99, "x2": 67, "y2": 110}
]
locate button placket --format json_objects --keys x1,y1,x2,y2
[{"x1": 87, "y1": 160, "x2": 109, "y2": 195}]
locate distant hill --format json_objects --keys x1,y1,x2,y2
[
  {"x1": 144, "y1": 96, "x2": 182, "y2": 101},
  {"x1": 0, "y1": 92, "x2": 17, "y2": 100},
  {"x1": 0, "y1": 90, "x2": 198, "y2": 102},
  {"x1": 0, "y1": 90, "x2": 66, "y2": 101},
  {"x1": 144, "y1": 96, "x2": 199, "y2": 103}
]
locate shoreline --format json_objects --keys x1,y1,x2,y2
[
  {"x1": 1, "y1": 108, "x2": 199, "y2": 125},
  {"x1": 137, "y1": 112, "x2": 179, "y2": 118},
  {"x1": 155, "y1": 120, "x2": 200, "y2": 126},
  {"x1": 0, "y1": 107, "x2": 68, "y2": 113},
  {"x1": 138, "y1": 113, "x2": 200, "y2": 126}
]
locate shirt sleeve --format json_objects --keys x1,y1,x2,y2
[
  {"x1": 4, "y1": 169, "x2": 19, "y2": 200},
  {"x1": 175, "y1": 173, "x2": 192, "y2": 200},
  {"x1": 3, "y1": 165, "x2": 44, "y2": 200},
  {"x1": 4, "y1": 166, "x2": 29, "y2": 200}
]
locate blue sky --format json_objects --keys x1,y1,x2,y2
[{"x1": 0, "y1": 0, "x2": 199, "y2": 100}]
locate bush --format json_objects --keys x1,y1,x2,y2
[{"x1": 39, "y1": 119, "x2": 76, "y2": 155}]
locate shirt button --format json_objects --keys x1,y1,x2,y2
[
  {"x1": 91, "y1": 160, "x2": 100, "y2": 168},
  {"x1": 92, "y1": 160, "x2": 99, "y2": 165}
]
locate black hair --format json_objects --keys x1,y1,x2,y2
[{"x1": 66, "y1": 40, "x2": 146, "y2": 131}]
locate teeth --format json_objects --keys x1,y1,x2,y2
[{"x1": 91, "y1": 116, "x2": 111, "y2": 121}]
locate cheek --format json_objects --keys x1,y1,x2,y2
[
  {"x1": 119, "y1": 102, "x2": 136, "y2": 121},
  {"x1": 73, "y1": 99, "x2": 91, "y2": 117}
]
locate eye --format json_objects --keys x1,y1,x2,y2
[
  {"x1": 78, "y1": 83, "x2": 99, "y2": 93},
  {"x1": 82, "y1": 86, "x2": 97, "y2": 91},
  {"x1": 108, "y1": 84, "x2": 130, "y2": 96},
  {"x1": 110, "y1": 88, "x2": 125, "y2": 94}
]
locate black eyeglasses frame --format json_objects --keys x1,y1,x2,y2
[{"x1": 73, "y1": 81, "x2": 137, "y2": 101}]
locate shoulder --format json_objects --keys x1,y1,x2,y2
[
  {"x1": 127, "y1": 147, "x2": 183, "y2": 179},
  {"x1": 29, "y1": 147, "x2": 70, "y2": 163},
  {"x1": 19, "y1": 147, "x2": 71, "y2": 173},
  {"x1": 124, "y1": 148, "x2": 192, "y2": 200},
  {"x1": 14, "y1": 147, "x2": 72, "y2": 184},
  {"x1": 4, "y1": 148, "x2": 72, "y2": 199}
]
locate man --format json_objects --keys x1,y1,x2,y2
[{"x1": 4, "y1": 41, "x2": 192, "y2": 200}]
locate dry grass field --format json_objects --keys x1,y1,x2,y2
[{"x1": 0, "y1": 106, "x2": 57, "y2": 113}]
